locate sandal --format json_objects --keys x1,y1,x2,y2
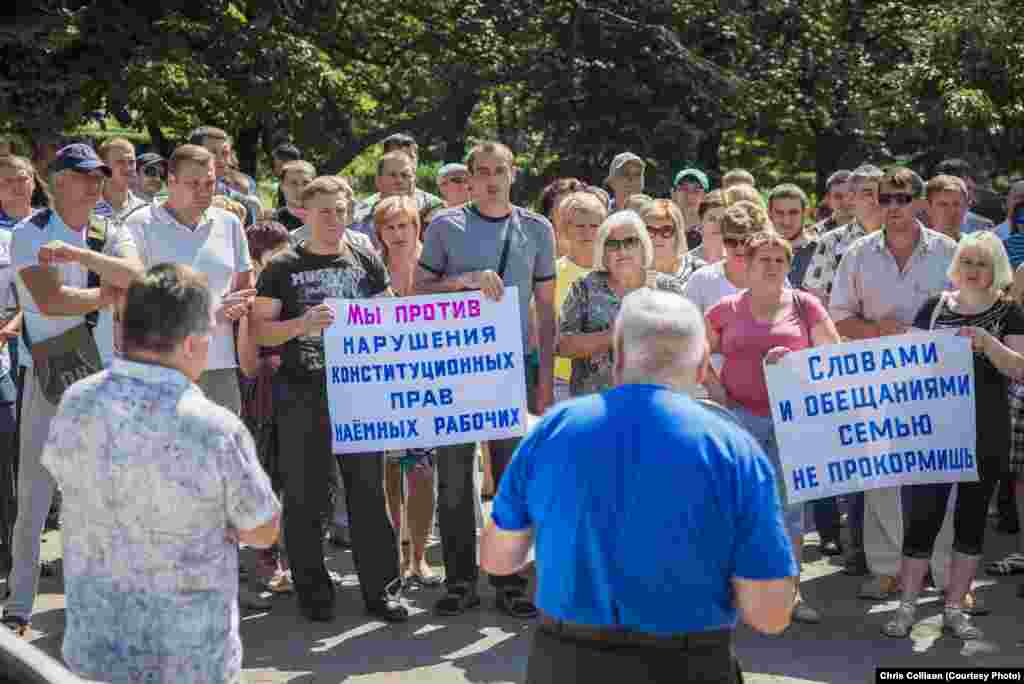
[
  {"x1": 985, "y1": 552, "x2": 1024, "y2": 576},
  {"x1": 496, "y1": 588, "x2": 538, "y2": 618}
]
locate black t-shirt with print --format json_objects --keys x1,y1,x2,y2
[
  {"x1": 257, "y1": 242, "x2": 390, "y2": 380},
  {"x1": 913, "y1": 295, "x2": 1024, "y2": 476}
]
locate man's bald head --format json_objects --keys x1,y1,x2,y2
[{"x1": 613, "y1": 289, "x2": 707, "y2": 389}]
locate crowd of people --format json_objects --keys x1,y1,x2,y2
[{"x1": 0, "y1": 126, "x2": 1023, "y2": 682}]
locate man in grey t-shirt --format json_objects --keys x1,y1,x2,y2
[{"x1": 416, "y1": 140, "x2": 556, "y2": 619}]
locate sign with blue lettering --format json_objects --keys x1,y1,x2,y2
[
  {"x1": 765, "y1": 332, "x2": 978, "y2": 503},
  {"x1": 323, "y1": 288, "x2": 528, "y2": 454}
]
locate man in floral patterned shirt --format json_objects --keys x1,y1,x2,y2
[{"x1": 40, "y1": 263, "x2": 280, "y2": 683}]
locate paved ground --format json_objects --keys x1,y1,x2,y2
[{"x1": 9, "y1": 515, "x2": 1024, "y2": 683}]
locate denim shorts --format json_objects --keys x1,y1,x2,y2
[{"x1": 732, "y1": 405, "x2": 804, "y2": 539}]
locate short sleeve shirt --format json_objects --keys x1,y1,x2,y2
[
  {"x1": 419, "y1": 205, "x2": 557, "y2": 345},
  {"x1": 40, "y1": 359, "x2": 280, "y2": 683},
  {"x1": 801, "y1": 221, "x2": 870, "y2": 296},
  {"x1": 123, "y1": 203, "x2": 252, "y2": 370},
  {"x1": 706, "y1": 290, "x2": 828, "y2": 417},
  {"x1": 554, "y1": 257, "x2": 591, "y2": 382},
  {"x1": 12, "y1": 210, "x2": 138, "y2": 368},
  {"x1": 491, "y1": 384, "x2": 797, "y2": 635},
  {"x1": 94, "y1": 190, "x2": 148, "y2": 226},
  {"x1": 257, "y1": 242, "x2": 390, "y2": 380},
  {"x1": 829, "y1": 226, "x2": 957, "y2": 327},
  {"x1": 0, "y1": 227, "x2": 14, "y2": 377},
  {"x1": 560, "y1": 271, "x2": 686, "y2": 396}
]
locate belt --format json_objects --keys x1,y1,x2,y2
[{"x1": 538, "y1": 612, "x2": 733, "y2": 650}]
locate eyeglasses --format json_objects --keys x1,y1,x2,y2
[
  {"x1": 877, "y1": 193, "x2": 915, "y2": 207},
  {"x1": 646, "y1": 225, "x2": 676, "y2": 240},
  {"x1": 722, "y1": 237, "x2": 748, "y2": 249},
  {"x1": 605, "y1": 236, "x2": 641, "y2": 251},
  {"x1": 675, "y1": 181, "x2": 703, "y2": 193},
  {"x1": 142, "y1": 165, "x2": 164, "y2": 179}
]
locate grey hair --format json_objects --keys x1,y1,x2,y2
[
  {"x1": 592, "y1": 210, "x2": 654, "y2": 272},
  {"x1": 614, "y1": 289, "x2": 706, "y2": 383}
]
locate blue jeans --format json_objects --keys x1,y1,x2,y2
[{"x1": 732, "y1": 406, "x2": 804, "y2": 539}]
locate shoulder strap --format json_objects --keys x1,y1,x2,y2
[
  {"x1": 792, "y1": 290, "x2": 810, "y2": 341},
  {"x1": 497, "y1": 210, "x2": 517, "y2": 279},
  {"x1": 929, "y1": 292, "x2": 948, "y2": 330}
]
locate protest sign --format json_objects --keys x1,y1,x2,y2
[
  {"x1": 323, "y1": 288, "x2": 528, "y2": 454},
  {"x1": 765, "y1": 332, "x2": 978, "y2": 504}
]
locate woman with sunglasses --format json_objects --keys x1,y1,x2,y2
[
  {"x1": 559, "y1": 210, "x2": 685, "y2": 397},
  {"x1": 638, "y1": 199, "x2": 706, "y2": 287},
  {"x1": 705, "y1": 229, "x2": 842, "y2": 625}
]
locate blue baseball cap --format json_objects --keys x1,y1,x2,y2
[{"x1": 50, "y1": 143, "x2": 112, "y2": 177}]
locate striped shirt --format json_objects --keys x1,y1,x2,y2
[{"x1": 1003, "y1": 232, "x2": 1024, "y2": 268}]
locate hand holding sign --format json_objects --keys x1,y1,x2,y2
[
  {"x1": 303, "y1": 303, "x2": 335, "y2": 335},
  {"x1": 764, "y1": 346, "x2": 793, "y2": 365},
  {"x1": 216, "y1": 288, "x2": 257, "y2": 324},
  {"x1": 459, "y1": 270, "x2": 504, "y2": 301},
  {"x1": 956, "y1": 326, "x2": 991, "y2": 353}
]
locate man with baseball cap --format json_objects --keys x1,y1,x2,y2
[
  {"x1": 3, "y1": 143, "x2": 143, "y2": 637},
  {"x1": 672, "y1": 168, "x2": 710, "y2": 249},
  {"x1": 606, "y1": 152, "x2": 645, "y2": 213},
  {"x1": 134, "y1": 153, "x2": 168, "y2": 203},
  {"x1": 436, "y1": 163, "x2": 471, "y2": 208}
]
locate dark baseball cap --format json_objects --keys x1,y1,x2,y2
[{"x1": 50, "y1": 143, "x2": 112, "y2": 177}]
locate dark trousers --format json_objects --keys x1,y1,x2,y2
[
  {"x1": 436, "y1": 436, "x2": 527, "y2": 591},
  {"x1": 811, "y1": 496, "x2": 841, "y2": 544},
  {"x1": 902, "y1": 475, "x2": 1000, "y2": 558},
  {"x1": 526, "y1": 627, "x2": 741, "y2": 684},
  {"x1": 847, "y1": 492, "x2": 865, "y2": 550},
  {"x1": 276, "y1": 378, "x2": 399, "y2": 608},
  {"x1": 0, "y1": 368, "x2": 20, "y2": 575},
  {"x1": 997, "y1": 478, "x2": 1018, "y2": 527}
]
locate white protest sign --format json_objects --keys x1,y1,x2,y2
[
  {"x1": 765, "y1": 332, "x2": 978, "y2": 504},
  {"x1": 324, "y1": 288, "x2": 528, "y2": 454}
]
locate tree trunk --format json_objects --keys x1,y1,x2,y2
[
  {"x1": 235, "y1": 125, "x2": 262, "y2": 178},
  {"x1": 442, "y1": 88, "x2": 481, "y2": 164},
  {"x1": 697, "y1": 128, "x2": 723, "y2": 180},
  {"x1": 145, "y1": 121, "x2": 170, "y2": 157}
]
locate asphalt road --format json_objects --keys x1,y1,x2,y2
[{"x1": 10, "y1": 513, "x2": 1024, "y2": 683}]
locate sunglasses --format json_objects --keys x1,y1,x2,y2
[
  {"x1": 675, "y1": 181, "x2": 704, "y2": 193},
  {"x1": 142, "y1": 165, "x2": 165, "y2": 178},
  {"x1": 605, "y1": 236, "x2": 641, "y2": 251},
  {"x1": 877, "y1": 193, "x2": 915, "y2": 207},
  {"x1": 646, "y1": 225, "x2": 676, "y2": 240},
  {"x1": 722, "y1": 237, "x2": 748, "y2": 249}
]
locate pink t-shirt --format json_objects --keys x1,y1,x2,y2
[{"x1": 706, "y1": 289, "x2": 828, "y2": 417}]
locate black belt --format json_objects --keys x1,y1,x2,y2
[{"x1": 538, "y1": 612, "x2": 733, "y2": 650}]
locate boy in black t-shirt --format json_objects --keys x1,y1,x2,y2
[{"x1": 252, "y1": 176, "x2": 406, "y2": 623}]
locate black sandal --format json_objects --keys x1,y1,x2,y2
[{"x1": 496, "y1": 588, "x2": 538, "y2": 618}]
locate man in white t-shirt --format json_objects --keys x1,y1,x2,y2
[
  {"x1": 3, "y1": 144, "x2": 142, "y2": 636},
  {"x1": 121, "y1": 144, "x2": 255, "y2": 416}
]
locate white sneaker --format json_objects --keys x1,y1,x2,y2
[
  {"x1": 943, "y1": 607, "x2": 982, "y2": 640},
  {"x1": 883, "y1": 601, "x2": 916, "y2": 638}
]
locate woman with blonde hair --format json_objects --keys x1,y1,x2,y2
[
  {"x1": 637, "y1": 198, "x2": 706, "y2": 286},
  {"x1": 886, "y1": 232, "x2": 1024, "y2": 639},
  {"x1": 374, "y1": 195, "x2": 441, "y2": 586}
]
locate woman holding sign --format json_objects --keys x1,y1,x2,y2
[
  {"x1": 883, "y1": 232, "x2": 1024, "y2": 640},
  {"x1": 559, "y1": 210, "x2": 685, "y2": 397},
  {"x1": 375, "y1": 195, "x2": 442, "y2": 587},
  {"x1": 704, "y1": 230, "x2": 842, "y2": 624}
]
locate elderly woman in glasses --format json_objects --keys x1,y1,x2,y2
[
  {"x1": 704, "y1": 230, "x2": 842, "y2": 625},
  {"x1": 883, "y1": 233, "x2": 1024, "y2": 639},
  {"x1": 638, "y1": 199, "x2": 706, "y2": 287},
  {"x1": 558, "y1": 210, "x2": 685, "y2": 397}
]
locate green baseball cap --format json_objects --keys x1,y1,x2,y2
[{"x1": 673, "y1": 168, "x2": 709, "y2": 192}]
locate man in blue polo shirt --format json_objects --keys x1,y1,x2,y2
[{"x1": 482, "y1": 289, "x2": 797, "y2": 684}]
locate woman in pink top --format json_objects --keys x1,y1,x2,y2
[{"x1": 705, "y1": 230, "x2": 841, "y2": 625}]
